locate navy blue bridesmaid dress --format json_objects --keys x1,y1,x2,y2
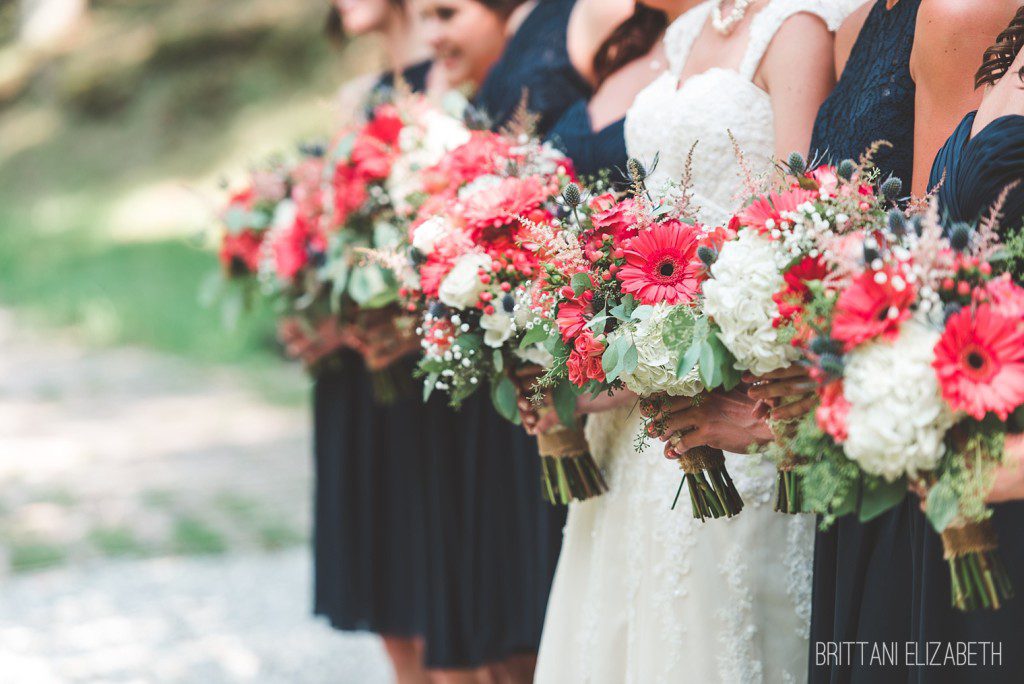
[
  {"x1": 907, "y1": 111, "x2": 1024, "y2": 683},
  {"x1": 474, "y1": 0, "x2": 592, "y2": 136},
  {"x1": 547, "y1": 99, "x2": 628, "y2": 181},
  {"x1": 312, "y1": 61, "x2": 436, "y2": 640},
  {"x1": 806, "y1": 2, "x2": 923, "y2": 682}
]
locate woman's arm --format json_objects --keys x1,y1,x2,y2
[
  {"x1": 908, "y1": 0, "x2": 1021, "y2": 195},
  {"x1": 758, "y1": 12, "x2": 837, "y2": 160}
]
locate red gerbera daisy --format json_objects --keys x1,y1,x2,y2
[
  {"x1": 220, "y1": 229, "x2": 263, "y2": 275},
  {"x1": 933, "y1": 304, "x2": 1024, "y2": 420},
  {"x1": 363, "y1": 104, "x2": 404, "y2": 146},
  {"x1": 830, "y1": 267, "x2": 916, "y2": 351},
  {"x1": 618, "y1": 220, "x2": 702, "y2": 305}
]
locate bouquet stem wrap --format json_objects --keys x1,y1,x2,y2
[
  {"x1": 672, "y1": 445, "x2": 744, "y2": 521},
  {"x1": 537, "y1": 416, "x2": 607, "y2": 505},
  {"x1": 942, "y1": 519, "x2": 1014, "y2": 611},
  {"x1": 774, "y1": 453, "x2": 805, "y2": 514}
]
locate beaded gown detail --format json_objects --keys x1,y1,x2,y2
[
  {"x1": 908, "y1": 111, "x2": 1024, "y2": 683},
  {"x1": 805, "y1": 3, "x2": 923, "y2": 682},
  {"x1": 535, "y1": 3, "x2": 851, "y2": 682}
]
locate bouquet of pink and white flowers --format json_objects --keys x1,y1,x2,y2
[
  {"x1": 394, "y1": 129, "x2": 600, "y2": 502},
  {"x1": 756, "y1": 153, "x2": 1024, "y2": 610}
]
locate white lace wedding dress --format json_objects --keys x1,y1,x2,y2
[{"x1": 534, "y1": 2, "x2": 856, "y2": 682}]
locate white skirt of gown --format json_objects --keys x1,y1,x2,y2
[{"x1": 535, "y1": 405, "x2": 815, "y2": 684}]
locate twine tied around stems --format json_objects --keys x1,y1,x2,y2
[
  {"x1": 536, "y1": 419, "x2": 590, "y2": 458},
  {"x1": 676, "y1": 445, "x2": 725, "y2": 474},
  {"x1": 942, "y1": 519, "x2": 999, "y2": 559}
]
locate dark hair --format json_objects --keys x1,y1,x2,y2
[
  {"x1": 975, "y1": 7, "x2": 1024, "y2": 89},
  {"x1": 476, "y1": 0, "x2": 532, "y2": 18},
  {"x1": 592, "y1": 5, "x2": 668, "y2": 87},
  {"x1": 325, "y1": 0, "x2": 409, "y2": 44}
]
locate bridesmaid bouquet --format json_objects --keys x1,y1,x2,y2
[
  {"x1": 705, "y1": 152, "x2": 902, "y2": 513},
  {"x1": 398, "y1": 130, "x2": 599, "y2": 502},
  {"x1": 779, "y1": 171, "x2": 1024, "y2": 611}
]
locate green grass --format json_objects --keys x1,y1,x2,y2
[
  {"x1": 88, "y1": 526, "x2": 146, "y2": 558},
  {"x1": 9, "y1": 542, "x2": 69, "y2": 573},
  {"x1": 171, "y1": 515, "x2": 227, "y2": 556}
]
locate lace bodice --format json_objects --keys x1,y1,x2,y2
[{"x1": 625, "y1": 0, "x2": 851, "y2": 226}]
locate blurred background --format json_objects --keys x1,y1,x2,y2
[{"x1": 0, "y1": 1, "x2": 389, "y2": 680}]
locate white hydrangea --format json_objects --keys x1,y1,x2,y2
[
  {"x1": 438, "y1": 253, "x2": 490, "y2": 309},
  {"x1": 615, "y1": 303, "x2": 705, "y2": 397},
  {"x1": 843, "y1": 321, "x2": 955, "y2": 482},
  {"x1": 388, "y1": 111, "x2": 470, "y2": 215},
  {"x1": 702, "y1": 229, "x2": 800, "y2": 375}
]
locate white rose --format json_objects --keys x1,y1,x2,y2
[
  {"x1": 438, "y1": 253, "x2": 490, "y2": 309},
  {"x1": 480, "y1": 309, "x2": 513, "y2": 348},
  {"x1": 844, "y1": 322, "x2": 955, "y2": 482},
  {"x1": 515, "y1": 345, "x2": 554, "y2": 369},
  {"x1": 412, "y1": 216, "x2": 450, "y2": 256},
  {"x1": 702, "y1": 229, "x2": 800, "y2": 375}
]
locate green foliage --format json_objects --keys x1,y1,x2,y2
[
  {"x1": 88, "y1": 526, "x2": 145, "y2": 558},
  {"x1": 8, "y1": 542, "x2": 69, "y2": 574},
  {"x1": 171, "y1": 516, "x2": 227, "y2": 556},
  {"x1": 788, "y1": 413, "x2": 861, "y2": 526},
  {"x1": 992, "y1": 222, "x2": 1024, "y2": 281},
  {"x1": 858, "y1": 476, "x2": 907, "y2": 523},
  {"x1": 490, "y1": 375, "x2": 520, "y2": 423}
]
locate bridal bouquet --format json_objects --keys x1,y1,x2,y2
[
  {"x1": 531, "y1": 163, "x2": 745, "y2": 515},
  {"x1": 778, "y1": 170, "x2": 1024, "y2": 610},
  {"x1": 399, "y1": 130, "x2": 597, "y2": 502},
  {"x1": 703, "y1": 152, "x2": 903, "y2": 512}
]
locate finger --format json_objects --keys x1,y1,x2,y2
[
  {"x1": 747, "y1": 378, "x2": 817, "y2": 401},
  {"x1": 742, "y1": 366, "x2": 808, "y2": 384},
  {"x1": 769, "y1": 395, "x2": 817, "y2": 422},
  {"x1": 673, "y1": 427, "x2": 707, "y2": 453},
  {"x1": 660, "y1": 410, "x2": 702, "y2": 440},
  {"x1": 752, "y1": 399, "x2": 772, "y2": 420}
]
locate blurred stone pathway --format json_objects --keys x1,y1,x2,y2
[
  {"x1": 0, "y1": 550, "x2": 390, "y2": 683},
  {"x1": 0, "y1": 310, "x2": 390, "y2": 681}
]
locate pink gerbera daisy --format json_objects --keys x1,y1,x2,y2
[
  {"x1": 462, "y1": 176, "x2": 548, "y2": 237},
  {"x1": 933, "y1": 304, "x2": 1024, "y2": 421},
  {"x1": 737, "y1": 188, "x2": 817, "y2": 235},
  {"x1": 830, "y1": 267, "x2": 916, "y2": 351},
  {"x1": 618, "y1": 220, "x2": 702, "y2": 305}
]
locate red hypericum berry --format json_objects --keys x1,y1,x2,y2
[
  {"x1": 980, "y1": 262, "x2": 992, "y2": 276},
  {"x1": 942, "y1": 278, "x2": 955, "y2": 291},
  {"x1": 601, "y1": 272, "x2": 612, "y2": 281},
  {"x1": 483, "y1": 305, "x2": 495, "y2": 315},
  {"x1": 491, "y1": 260, "x2": 502, "y2": 272},
  {"x1": 609, "y1": 264, "x2": 619, "y2": 275},
  {"x1": 480, "y1": 292, "x2": 493, "y2": 302},
  {"x1": 957, "y1": 281, "x2": 971, "y2": 296},
  {"x1": 613, "y1": 249, "x2": 625, "y2": 260},
  {"x1": 480, "y1": 274, "x2": 491, "y2": 284},
  {"x1": 500, "y1": 282, "x2": 512, "y2": 292},
  {"x1": 587, "y1": 250, "x2": 601, "y2": 263},
  {"x1": 407, "y1": 303, "x2": 417, "y2": 312}
]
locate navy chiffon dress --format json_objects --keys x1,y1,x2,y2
[
  {"x1": 313, "y1": 61, "x2": 435, "y2": 639},
  {"x1": 318, "y1": 60, "x2": 563, "y2": 668},
  {"x1": 806, "y1": 2, "x2": 923, "y2": 682},
  {"x1": 548, "y1": 100, "x2": 628, "y2": 182},
  {"x1": 908, "y1": 111, "x2": 1024, "y2": 683},
  {"x1": 474, "y1": 0, "x2": 592, "y2": 136}
]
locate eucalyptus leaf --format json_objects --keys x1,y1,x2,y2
[
  {"x1": 859, "y1": 476, "x2": 908, "y2": 522},
  {"x1": 698, "y1": 341, "x2": 721, "y2": 387},
  {"x1": 631, "y1": 305, "x2": 654, "y2": 321},
  {"x1": 677, "y1": 339, "x2": 702, "y2": 378},
  {"x1": 492, "y1": 375, "x2": 519, "y2": 423},
  {"x1": 423, "y1": 373, "x2": 439, "y2": 402},
  {"x1": 552, "y1": 381, "x2": 578, "y2": 429},
  {"x1": 609, "y1": 295, "x2": 637, "y2": 321},
  {"x1": 571, "y1": 272, "x2": 592, "y2": 296},
  {"x1": 926, "y1": 479, "x2": 960, "y2": 532},
  {"x1": 620, "y1": 343, "x2": 639, "y2": 376},
  {"x1": 602, "y1": 336, "x2": 622, "y2": 380},
  {"x1": 493, "y1": 349, "x2": 504, "y2": 374},
  {"x1": 519, "y1": 324, "x2": 550, "y2": 348}
]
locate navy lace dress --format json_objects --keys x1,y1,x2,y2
[
  {"x1": 313, "y1": 61, "x2": 436, "y2": 641},
  {"x1": 806, "y1": 2, "x2": 923, "y2": 682},
  {"x1": 474, "y1": 0, "x2": 592, "y2": 136},
  {"x1": 908, "y1": 111, "x2": 1024, "y2": 683},
  {"x1": 548, "y1": 100, "x2": 628, "y2": 182}
]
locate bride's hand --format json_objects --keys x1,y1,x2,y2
[
  {"x1": 649, "y1": 390, "x2": 773, "y2": 457},
  {"x1": 744, "y1": 366, "x2": 818, "y2": 422}
]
